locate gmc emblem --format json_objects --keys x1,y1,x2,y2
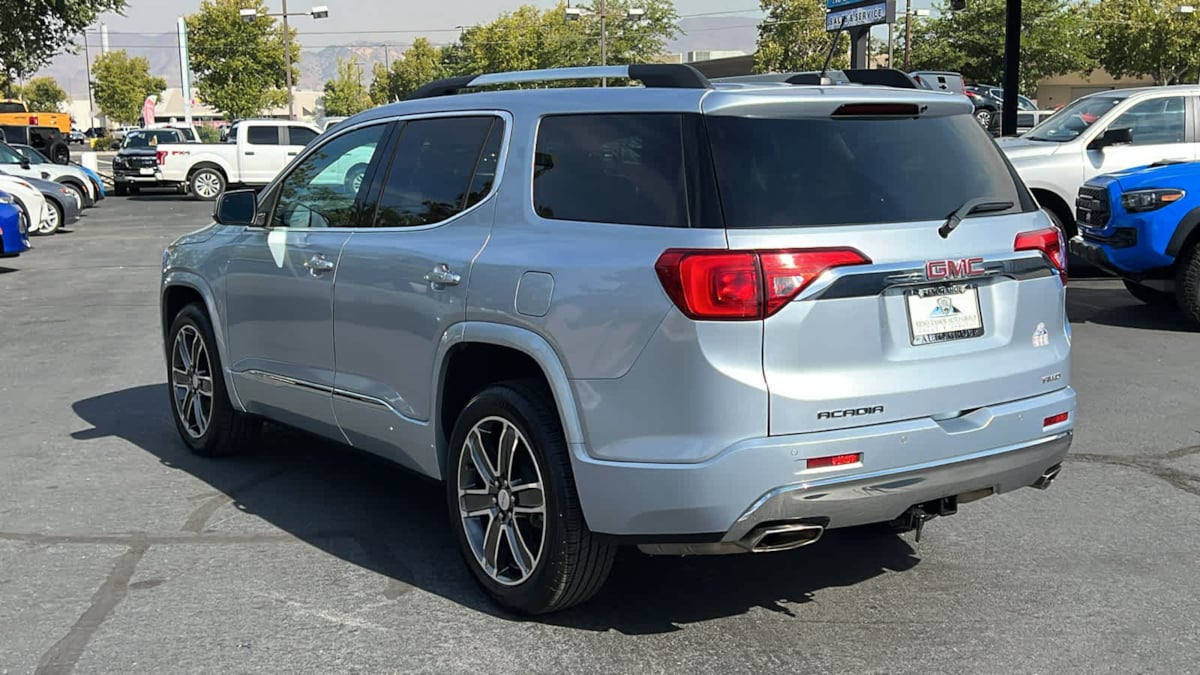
[{"x1": 925, "y1": 257, "x2": 986, "y2": 281}]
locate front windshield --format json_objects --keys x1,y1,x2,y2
[
  {"x1": 0, "y1": 143, "x2": 25, "y2": 165},
  {"x1": 122, "y1": 130, "x2": 180, "y2": 149},
  {"x1": 1024, "y1": 95, "x2": 1126, "y2": 142}
]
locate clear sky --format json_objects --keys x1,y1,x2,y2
[{"x1": 89, "y1": 0, "x2": 767, "y2": 47}]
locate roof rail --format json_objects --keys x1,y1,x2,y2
[
  {"x1": 714, "y1": 68, "x2": 919, "y2": 90},
  {"x1": 404, "y1": 64, "x2": 712, "y2": 100}
]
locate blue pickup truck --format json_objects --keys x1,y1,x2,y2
[{"x1": 1070, "y1": 159, "x2": 1200, "y2": 324}]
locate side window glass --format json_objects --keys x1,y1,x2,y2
[
  {"x1": 465, "y1": 121, "x2": 504, "y2": 210},
  {"x1": 373, "y1": 116, "x2": 497, "y2": 227},
  {"x1": 1109, "y1": 96, "x2": 1186, "y2": 145},
  {"x1": 533, "y1": 113, "x2": 688, "y2": 227},
  {"x1": 247, "y1": 126, "x2": 280, "y2": 145},
  {"x1": 271, "y1": 123, "x2": 388, "y2": 229},
  {"x1": 288, "y1": 126, "x2": 318, "y2": 146}
]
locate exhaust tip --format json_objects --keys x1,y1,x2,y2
[
  {"x1": 1032, "y1": 463, "x2": 1063, "y2": 490},
  {"x1": 746, "y1": 522, "x2": 825, "y2": 553}
]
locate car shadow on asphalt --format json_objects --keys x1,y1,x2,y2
[
  {"x1": 1067, "y1": 286, "x2": 1199, "y2": 332},
  {"x1": 70, "y1": 384, "x2": 921, "y2": 634},
  {"x1": 123, "y1": 194, "x2": 196, "y2": 203}
]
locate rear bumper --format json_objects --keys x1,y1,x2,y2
[{"x1": 571, "y1": 387, "x2": 1075, "y2": 540}]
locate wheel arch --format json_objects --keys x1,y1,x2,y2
[
  {"x1": 433, "y1": 322, "x2": 584, "y2": 480},
  {"x1": 1030, "y1": 187, "x2": 1076, "y2": 237},
  {"x1": 188, "y1": 161, "x2": 229, "y2": 181},
  {"x1": 1165, "y1": 205, "x2": 1200, "y2": 258},
  {"x1": 161, "y1": 274, "x2": 245, "y2": 412}
]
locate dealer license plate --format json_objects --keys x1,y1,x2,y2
[
  {"x1": 905, "y1": 284, "x2": 984, "y2": 345},
  {"x1": 139, "y1": 167, "x2": 155, "y2": 175}
]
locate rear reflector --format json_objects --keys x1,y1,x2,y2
[
  {"x1": 654, "y1": 248, "x2": 871, "y2": 321},
  {"x1": 1015, "y1": 226, "x2": 1068, "y2": 284},
  {"x1": 1043, "y1": 412, "x2": 1069, "y2": 427},
  {"x1": 807, "y1": 453, "x2": 862, "y2": 470}
]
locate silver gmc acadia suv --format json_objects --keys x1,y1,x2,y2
[{"x1": 160, "y1": 64, "x2": 1075, "y2": 614}]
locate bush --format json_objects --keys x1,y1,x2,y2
[{"x1": 196, "y1": 126, "x2": 221, "y2": 144}]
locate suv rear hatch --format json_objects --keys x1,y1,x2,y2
[{"x1": 688, "y1": 89, "x2": 1068, "y2": 436}]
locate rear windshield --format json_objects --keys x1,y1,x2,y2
[{"x1": 705, "y1": 114, "x2": 1028, "y2": 228}]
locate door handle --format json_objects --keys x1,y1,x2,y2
[
  {"x1": 424, "y1": 263, "x2": 461, "y2": 287},
  {"x1": 245, "y1": 151, "x2": 256, "y2": 156},
  {"x1": 304, "y1": 253, "x2": 335, "y2": 276},
  {"x1": 287, "y1": 151, "x2": 298, "y2": 156}
]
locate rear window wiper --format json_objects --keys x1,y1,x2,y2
[{"x1": 939, "y1": 198, "x2": 1015, "y2": 238}]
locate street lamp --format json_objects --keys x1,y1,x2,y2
[
  {"x1": 564, "y1": 2, "x2": 646, "y2": 86},
  {"x1": 240, "y1": 1, "x2": 330, "y2": 120}
]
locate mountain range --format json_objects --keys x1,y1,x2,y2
[{"x1": 35, "y1": 16, "x2": 760, "y2": 97}]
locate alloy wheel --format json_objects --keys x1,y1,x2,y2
[
  {"x1": 457, "y1": 416, "x2": 548, "y2": 587},
  {"x1": 171, "y1": 325, "x2": 215, "y2": 439},
  {"x1": 39, "y1": 204, "x2": 60, "y2": 234},
  {"x1": 194, "y1": 172, "x2": 222, "y2": 199}
]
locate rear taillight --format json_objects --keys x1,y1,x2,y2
[
  {"x1": 155, "y1": 150, "x2": 167, "y2": 165},
  {"x1": 1043, "y1": 412, "x2": 1069, "y2": 428},
  {"x1": 654, "y1": 248, "x2": 871, "y2": 321},
  {"x1": 1015, "y1": 226, "x2": 1068, "y2": 284}
]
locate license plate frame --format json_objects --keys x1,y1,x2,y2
[
  {"x1": 904, "y1": 283, "x2": 984, "y2": 346},
  {"x1": 139, "y1": 167, "x2": 155, "y2": 176}
]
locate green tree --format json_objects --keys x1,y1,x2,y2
[
  {"x1": 186, "y1": 0, "x2": 300, "y2": 120},
  {"x1": 755, "y1": 0, "x2": 849, "y2": 73},
  {"x1": 368, "y1": 61, "x2": 392, "y2": 105},
  {"x1": 91, "y1": 51, "x2": 167, "y2": 125},
  {"x1": 904, "y1": 0, "x2": 1092, "y2": 94},
  {"x1": 0, "y1": 1, "x2": 127, "y2": 85},
  {"x1": 446, "y1": 1, "x2": 679, "y2": 77},
  {"x1": 322, "y1": 56, "x2": 372, "y2": 117},
  {"x1": 21, "y1": 76, "x2": 69, "y2": 112},
  {"x1": 373, "y1": 38, "x2": 446, "y2": 101},
  {"x1": 1089, "y1": 0, "x2": 1200, "y2": 85}
]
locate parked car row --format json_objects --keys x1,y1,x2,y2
[{"x1": 0, "y1": 141, "x2": 106, "y2": 255}]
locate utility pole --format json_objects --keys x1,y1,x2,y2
[
  {"x1": 600, "y1": 0, "x2": 607, "y2": 87},
  {"x1": 281, "y1": 0, "x2": 295, "y2": 120},
  {"x1": 887, "y1": 22, "x2": 894, "y2": 68},
  {"x1": 903, "y1": 0, "x2": 912, "y2": 71}
]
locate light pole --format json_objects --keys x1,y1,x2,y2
[
  {"x1": 565, "y1": 2, "x2": 646, "y2": 87},
  {"x1": 240, "y1": 3, "x2": 329, "y2": 120}
]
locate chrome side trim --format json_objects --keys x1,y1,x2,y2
[
  {"x1": 331, "y1": 387, "x2": 425, "y2": 425},
  {"x1": 242, "y1": 369, "x2": 332, "y2": 394}
]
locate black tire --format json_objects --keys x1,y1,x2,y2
[
  {"x1": 166, "y1": 304, "x2": 262, "y2": 457},
  {"x1": 113, "y1": 183, "x2": 128, "y2": 197},
  {"x1": 60, "y1": 181, "x2": 87, "y2": 208},
  {"x1": 128, "y1": 185, "x2": 141, "y2": 195},
  {"x1": 1176, "y1": 245, "x2": 1200, "y2": 326},
  {"x1": 446, "y1": 380, "x2": 615, "y2": 615},
  {"x1": 1123, "y1": 279, "x2": 1176, "y2": 307},
  {"x1": 15, "y1": 202, "x2": 34, "y2": 236},
  {"x1": 344, "y1": 162, "x2": 368, "y2": 194},
  {"x1": 189, "y1": 167, "x2": 226, "y2": 201},
  {"x1": 41, "y1": 199, "x2": 63, "y2": 235},
  {"x1": 49, "y1": 141, "x2": 70, "y2": 165}
]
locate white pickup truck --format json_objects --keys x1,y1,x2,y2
[{"x1": 156, "y1": 119, "x2": 321, "y2": 200}]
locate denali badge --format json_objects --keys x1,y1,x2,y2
[
  {"x1": 926, "y1": 257, "x2": 986, "y2": 281},
  {"x1": 818, "y1": 405, "x2": 884, "y2": 420}
]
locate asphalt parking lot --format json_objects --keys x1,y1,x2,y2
[{"x1": 2, "y1": 196, "x2": 1198, "y2": 674}]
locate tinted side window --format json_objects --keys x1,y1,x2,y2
[
  {"x1": 534, "y1": 114, "x2": 688, "y2": 227},
  {"x1": 372, "y1": 116, "x2": 497, "y2": 227},
  {"x1": 271, "y1": 123, "x2": 389, "y2": 228},
  {"x1": 706, "y1": 114, "x2": 1028, "y2": 228},
  {"x1": 288, "y1": 126, "x2": 319, "y2": 146},
  {"x1": 1109, "y1": 96, "x2": 1186, "y2": 146},
  {"x1": 247, "y1": 126, "x2": 280, "y2": 145}
]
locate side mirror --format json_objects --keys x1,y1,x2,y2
[
  {"x1": 1090, "y1": 127, "x2": 1133, "y2": 150},
  {"x1": 19, "y1": 158, "x2": 29, "y2": 170},
  {"x1": 213, "y1": 189, "x2": 258, "y2": 226}
]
